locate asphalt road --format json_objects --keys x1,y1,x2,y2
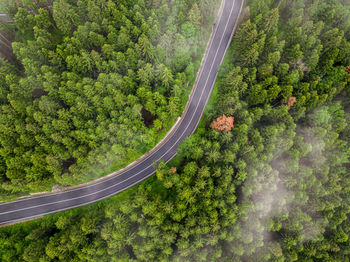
[
  {"x1": 0, "y1": 0, "x2": 244, "y2": 226},
  {"x1": 0, "y1": 14, "x2": 13, "y2": 23}
]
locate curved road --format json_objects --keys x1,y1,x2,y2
[{"x1": 0, "y1": 0, "x2": 243, "y2": 226}]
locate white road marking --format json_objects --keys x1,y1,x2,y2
[
  {"x1": 0, "y1": 0, "x2": 227, "y2": 207},
  {"x1": 0, "y1": 0, "x2": 242, "y2": 219},
  {"x1": 193, "y1": 0, "x2": 244, "y2": 133},
  {"x1": 157, "y1": 0, "x2": 237, "y2": 160},
  {"x1": 0, "y1": 0, "x2": 229, "y2": 208}
]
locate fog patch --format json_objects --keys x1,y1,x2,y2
[{"x1": 234, "y1": 124, "x2": 330, "y2": 259}]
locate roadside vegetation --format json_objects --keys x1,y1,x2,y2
[
  {"x1": 0, "y1": 0, "x2": 219, "y2": 199},
  {"x1": 1, "y1": 0, "x2": 350, "y2": 261}
]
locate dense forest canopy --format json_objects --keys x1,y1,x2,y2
[
  {"x1": 1, "y1": 0, "x2": 350, "y2": 261},
  {"x1": 0, "y1": 0, "x2": 220, "y2": 199}
]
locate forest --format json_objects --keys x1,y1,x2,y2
[
  {"x1": 0, "y1": 0, "x2": 219, "y2": 198},
  {"x1": 1, "y1": 0, "x2": 350, "y2": 261}
]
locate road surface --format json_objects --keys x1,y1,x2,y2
[
  {"x1": 0, "y1": 14, "x2": 13, "y2": 23},
  {"x1": 0, "y1": 0, "x2": 244, "y2": 226}
]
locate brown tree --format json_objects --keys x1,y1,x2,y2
[
  {"x1": 345, "y1": 65, "x2": 350, "y2": 74},
  {"x1": 169, "y1": 167, "x2": 177, "y2": 174},
  {"x1": 211, "y1": 114, "x2": 234, "y2": 131},
  {"x1": 287, "y1": 96, "x2": 296, "y2": 107}
]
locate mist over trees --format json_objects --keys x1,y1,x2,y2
[
  {"x1": 0, "y1": 0, "x2": 220, "y2": 198},
  {"x1": 1, "y1": 0, "x2": 350, "y2": 261}
]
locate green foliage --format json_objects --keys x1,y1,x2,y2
[
  {"x1": 0, "y1": 0, "x2": 216, "y2": 196},
  {"x1": 1, "y1": 0, "x2": 350, "y2": 261}
]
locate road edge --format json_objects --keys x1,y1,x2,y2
[{"x1": 0, "y1": 0, "x2": 226, "y2": 203}]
